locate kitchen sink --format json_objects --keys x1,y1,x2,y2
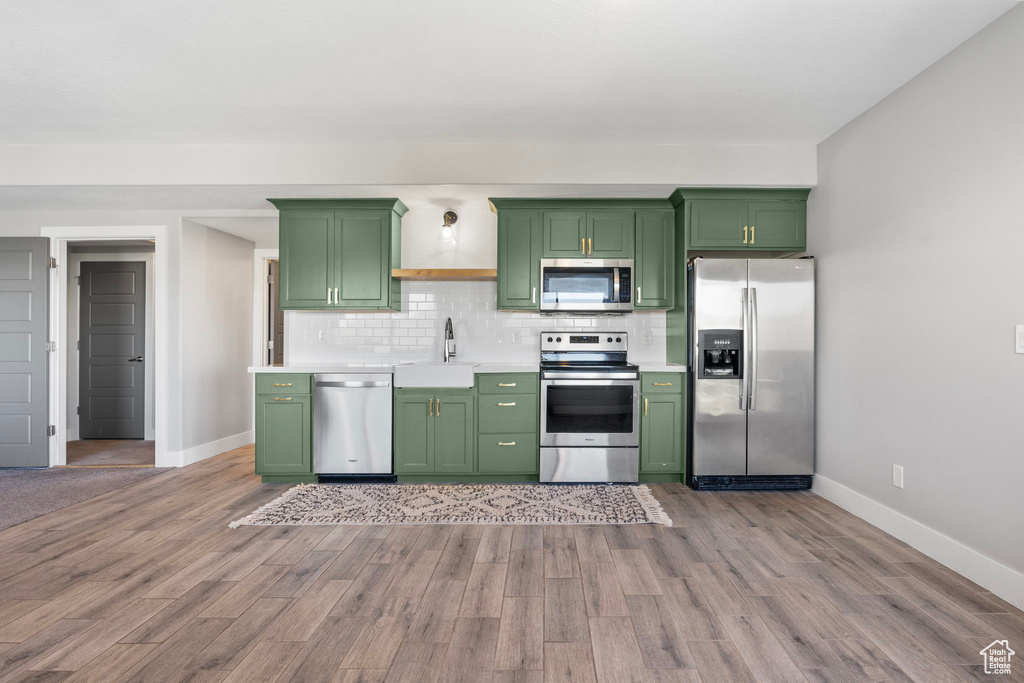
[{"x1": 393, "y1": 362, "x2": 477, "y2": 388}]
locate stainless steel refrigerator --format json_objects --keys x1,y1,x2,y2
[{"x1": 689, "y1": 258, "x2": 814, "y2": 489}]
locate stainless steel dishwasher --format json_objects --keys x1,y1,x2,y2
[{"x1": 313, "y1": 374, "x2": 393, "y2": 474}]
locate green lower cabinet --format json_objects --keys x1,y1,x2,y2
[
  {"x1": 639, "y1": 373, "x2": 686, "y2": 477},
  {"x1": 434, "y1": 393, "x2": 474, "y2": 473},
  {"x1": 477, "y1": 436, "x2": 538, "y2": 474},
  {"x1": 255, "y1": 389, "x2": 315, "y2": 481},
  {"x1": 394, "y1": 393, "x2": 434, "y2": 474},
  {"x1": 394, "y1": 390, "x2": 475, "y2": 475}
]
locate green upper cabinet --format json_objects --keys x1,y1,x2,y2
[
  {"x1": 541, "y1": 209, "x2": 634, "y2": 258},
  {"x1": 634, "y1": 209, "x2": 675, "y2": 309},
  {"x1": 278, "y1": 211, "x2": 335, "y2": 308},
  {"x1": 543, "y1": 211, "x2": 588, "y2": 258},
  {"x1": 587, "y1": 210, "x2": 634, "y2": 258},
  {"x1": 271, "y1": 198, "x2": 407, "y2": 310},
  {"x1": 670, "y1": 189, "x2": 810, "y2": 252},
  {"x1": 497, "y1": 210, "x2": 541, "y2": 310}
]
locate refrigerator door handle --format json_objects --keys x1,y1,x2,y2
[
  {"x1": 740, "y1": 287, "x2": 749, "y2": 410},
  {"x1": 749, "y1": 287, "x2": 758, "y2": 410}
]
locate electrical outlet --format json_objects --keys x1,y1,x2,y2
[
  {"x1": 643, "y1": 331, "x2": 653, "y2": 345},
  {"x1": 511, "y1": 329, "x2": 522, "y2": 345},
  {"x1": 318, "y1": 329, "x2": 328, "y2": 343},
  {"x1": 496, "y1": 329, "x2": 505, "y2": 344},
  {"x1": 892, "y1": 464, "x2": 904, "y2": 489}
]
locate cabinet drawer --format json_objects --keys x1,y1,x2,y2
[
  {"x1": 256, "y1": 374, "x2": 312, "y2": 395},
  {"x1": 640, "y1": 373, "x2": 683, "y2": 394},
  {"x1": 476, "y1": 373, "x2": 538, "y2": 395},
  {"x1": 477, "y1": 436, "x2": 539, "y2": 474},
  {"x1": 478, "y1": 394, "x2": 537, "y2": 434}
]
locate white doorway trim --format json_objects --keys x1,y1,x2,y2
[
  {"x1": 252, "y1": 248, "x2": 280, "y2": 368},
  {"x1": 41, "y1": 226, "x2": 172, "y2": 467}
]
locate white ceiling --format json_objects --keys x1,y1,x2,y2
[{"x1": 1, "y1": 0, "x2": 1016, "y2": 146}]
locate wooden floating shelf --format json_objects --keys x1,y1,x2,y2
[{"x1": 391, "y1": 269, "x2": 497, "y2": 281}]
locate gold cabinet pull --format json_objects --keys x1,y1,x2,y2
[
  {"x1": 436, "y1": 399, "x2": 441, "y2": 416},
  {"x1": 273, "y1": 397, "x2": 293, "y2": 402},
  {"x1": 327, "y1": 287, "x2": 333, "y2": 304},
  {"x1": 272, "y1": 383, "x2": 293, "y2": 387},
  {"x1": 750, "y1": 225, "x2": 755, "y2": 244},
  {"x1": 497, "y1": 383, "x2": 517, "y2": 387},
  {"x1": 497, "y1": 442, "x2": 516, "y2": 446},
  {"x1": 497, "y1": 402, "x2": 516, "y2": 407},
  {"x1": 588, "y1": 237, "x2": 593, "y2": 255},
  {"x1": 743, "y1": 226, "x2": 748, "y2": 244},
  {"x1": 428, "y1": 399, "x2": 433, "y2": 416},
  {"x1": 643, "y1": 398, "x2": 648, "y2": 415},
  {"x1": 652, "y1": 382, "x2": 672, "y2": 386},
  {"x1": 581, "y1": 237, "x2": 586, "y2": 255}
]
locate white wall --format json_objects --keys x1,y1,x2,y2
[
  {"x1": 401, "y1": 200, "x2": 497, "y2": 269},
  {"x1": 67, "y1": 247, "x2": 156, "y2": 441},
  {"x1": 808, "y1": 5, "x2": 1024, "y2": 605},
  {"x1": 0, "y1": 143, "x2": 816, "y2": 187},
  {"x1": 180, "y1": 220, "x2": 255, "y2": 460}
]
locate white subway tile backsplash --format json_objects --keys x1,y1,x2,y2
[{"x1": 285, "y1": 281, "x2": 668, "y2": 365}]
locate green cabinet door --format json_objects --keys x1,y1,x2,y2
[
  {"x1": 542, "y1": 211, "x2": 587, "y2": 258},
  {"x1": 279, "y1": 211, "x2": 333, "y2": 309},
  {"x1": 640, "y1": 393, "x2": 684, "y2": 473},
  {"x1": 497, "y1": 210, "x2": 541, "y2": 310},
  {"x1": 748, "y1": 201, "x2": 806, "y2": 250},
  {"x1": 255, "y1": 394, "x2": 312, "y2": 475},
  {"x1": 634, "y1": 209, "x2": 674, "y2": 309},
  {"x1": 336, "y1": 211, "x2": 390, "y2": 308},
  {"x1": 394, "y1": 393, "x2": 434, "y2": 474},
  {"x1": 434, "y1": 393, "x2": 474, "y2": 473},
  {"x1": 587, "y1": 210, "x2": 634, "y2": 258},
  {"x1": 688, "y1": 199, "x2": 749, "y2": 248}
]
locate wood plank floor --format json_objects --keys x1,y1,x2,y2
[
  {"x1": 66, "y1": 440, "x2": 155, "y2": 467},
  {"x1": 1, "y1": 445, "x2": 1020, "y2": 682}
]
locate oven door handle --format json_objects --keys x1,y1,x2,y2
[{"x1": 542, "y1": 378, "x2": 639, "y2": 386}]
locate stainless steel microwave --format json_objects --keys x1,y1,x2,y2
[{"x1": 539, "y1": 259, "x2": 633, "y2": 312}]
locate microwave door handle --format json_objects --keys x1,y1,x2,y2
[
  {"x1": 612, "y1": 268, "x2": 620, "y2": 304},
  {"x1": 740, "y1": 288, "x2": 749, "y2": 410}
]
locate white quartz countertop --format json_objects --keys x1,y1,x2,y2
[{"x1": 250, "y1": 361, "x2": 685, "y2": 374}]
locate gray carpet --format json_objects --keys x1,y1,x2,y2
[{"x1": 0, "y1": 466, "x2": 170, "y2": 531}]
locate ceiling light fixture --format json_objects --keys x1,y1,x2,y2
[{"x1": 439, "y1": 209, "x2": 458, "y2": 244}]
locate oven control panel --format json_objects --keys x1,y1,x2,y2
[{"x1": 540, "y1": 332, "x2": 627, "y2": 352}]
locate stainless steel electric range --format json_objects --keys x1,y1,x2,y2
[{"x1": 539, "y1": 332, "x2": 639, "y2": 482}]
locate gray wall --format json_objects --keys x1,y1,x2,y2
[
  {"x1": 808, "y1": 5, "x2": 1024, "y2": 577},
  {"x1": 180, "y1": 220, "x2": 254, "y2": 450}
]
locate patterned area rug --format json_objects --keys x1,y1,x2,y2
[{"x1": 229, "y1": 483, "x2": 672, "y2": 527}]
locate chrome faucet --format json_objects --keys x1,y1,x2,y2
[{"x1": 443, "y1": 317, "x2": 456, "y2": 363}]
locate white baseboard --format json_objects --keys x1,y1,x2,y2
[
  {"x1": 812, "y1": 474, "x2": 1024, "y2": 611},
  {"x1": 176, "y1": 430, "x2": 254, "y2": 468}
]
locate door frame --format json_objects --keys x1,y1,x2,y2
[
  {"x1": 42, "y1": 226, "x2": 171, "y2": 467},
  {"x1": 252, "y1": 248, "x2": 281, "y2": 368}
]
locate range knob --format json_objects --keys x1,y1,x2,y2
[
  {"x1": 607, "y1": 337, "x2": 613, "y2": 342},
  {"x1": 547, "y1": 336, "x2": 553, "y2": 342},
  {"x1": 556, "y1": 337, "x2": 562, "y2": 342},
  {"x1": 615, "y1": 337, "x2": 622, "y2": 343}
]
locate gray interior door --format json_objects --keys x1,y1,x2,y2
[
  {"x1": 0, "y1": 238, "x2": 49, "y2": 467},
  {"x1": 79, "y1": 261, "x2": 146, "y2": 439},
  {"x1": 746, "y1": 259, "x2": 815, "y2": 475},
  {"x1": 270, "y1": 259, "x2": 284, "y2": 365}
]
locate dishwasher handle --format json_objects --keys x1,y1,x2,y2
[{"x1": 315, "y1": 380, "x2": 391, "y2": 388}]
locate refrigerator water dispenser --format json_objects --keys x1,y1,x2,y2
[{"x1": 697, "y1": 329, "x2": 743, "y2": 379}]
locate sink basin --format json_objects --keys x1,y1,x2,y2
[{"x1": 393, "y1": 362, "x2": 477, "y2": 388}]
